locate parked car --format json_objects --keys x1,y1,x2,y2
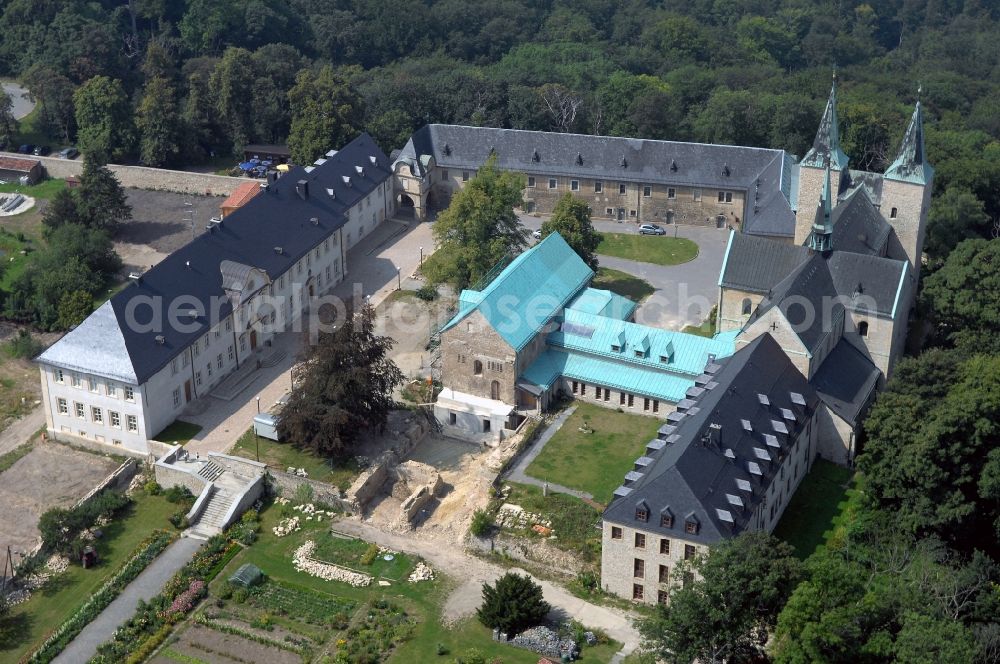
[
  {"x1": 17, "y1": 144, "x2": 34, "y2": 154},
  {"x1": 58, "y1": 147, "x2": 79, "y2": 159},
  {"x1": 532, "y1": 229, "x2": 542, "y2": 239},
  {"x1": 638, "y1": 223, "x2": 666, "y2": 235},
  {"x1": 33, "y1": 145, "x2": 51, "y2": 156}
]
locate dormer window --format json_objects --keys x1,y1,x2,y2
[
  {"x1": 660, "y1": 510, "x2": 673, "y2": 528},
  {"x1": 635, "y1": 503, "x2": 649, "y2": 522},
  {"x1": 634, "y1": 349, "x2": 645, "y2": 358},
  {"x1": 684, "y1": 517, "x2": 699, "y2": 535},
  {"x1": 611, "y1": 344, "x2": 621, "y2": 352}
]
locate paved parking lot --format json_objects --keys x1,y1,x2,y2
[{"x1": 518, "y1": 214, "x2": 730, "y2": 329}]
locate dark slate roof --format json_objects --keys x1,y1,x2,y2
[
  {"x1": 42, "y1": 133, "x2": 392, "y2": 384},
  {"x1": 603, "y1": 334, "x2": 819, "y2": 546},
  {"x1": 401, "y1": 123, "x2": 789, "y2": 191},
  {"x1": 830, "y1": 187, "x2": 891, "y2": 255},
  {"x1": 810, "y1": 340, "x2": 881, "y2": 425},
  {"x1": 826, "y1": 251, "x2": 908, "y2": 317},
  {"x1": 719, "y1": 231, "x2": 809, "y2": 294},
  {"x1": 800, "y1": 78, "x2": 849, "y2": 171},
  {"x1": 885, "y1": 101, "x2": 933, "y2": 185}
]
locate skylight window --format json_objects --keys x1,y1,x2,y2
[
  {"x1": 764, "y1": 433, "x2": 780, "y2": 448},
  {"x1": 716, "y1": 509, "x2": 734, "y2": 523},
  {"x1": 741, "y1": 419, "x2": 752, "y2": 432},
  {"x1": 791, "y1": 392, "x2": 806, "y2": 406},
  {"x1": 758, "y1": 393, "x2": 770, "y2": 406},
  {"x1": 772, "y1": 420, "x2": 789, "y2": 435},
  {"x1": 753, "y1": 447, "x2": 771, "y2": 461},
  {"x1": 748, "y1": 462, "x2": 762, "y2": 476},
  {"x1": 736, "y1": 478, "x2": 752, "y2": 491},
  {"x1": 726, "y1": 493, "x2": 744, "y2": 508},
  {"x1": 724, "y1": 448, "x2": 736, "y2": 459},
  {"x1": 780, "y1": 408, "x2": 796, "y2": 421}
]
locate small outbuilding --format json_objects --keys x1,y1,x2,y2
[
  {"x1": 0, "y1": 155, "x2": 42, "y2": 185},
  {"x1": 220, "y1": 180, "x2": 261, "y2": 218},
  {"x1": 228, "y1": 563, "x2": 264, "y2": 588},
  {"x1": 243, "y1": 144, "x2": 290, "y2": 164}
]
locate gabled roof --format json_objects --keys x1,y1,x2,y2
[
  {"x1": 603, "y1": 334, "x2": 819, "y2": 545},
  {"x1": 0, "y1": 155, "x2": 41, "y2": 171},
  {"x1": 826, "y1": 252, "x2": 908, "y2": 317},
  {"x1": 38, "y1": 133, "x2": 392, "y2": 384},
  {"x1": 548, "y1": 309, "x2": 737, "y2": 377},
  {"x1": 718, "y1": 231, "x2": 810, "y2": 294},
  {"x1": 37, "y1": 301, "x2": 138, "y2": 383},
  {"x1": 220, "y1": 180, "x2": 260, "y2": 212},
  {"x1": 564, "y1": 287, "x2": 636, "y2": 320},
  {"x1": 441, "y1": 233, "x2": 594, "y2": 351},
  {"x1": 830, "y1": 187, "x2": 892, "y2": 255},
  {"x1": 811, "y1": 340, "x2": 881, "y2": 425},
  {"x1": 885, "y1": 101, "x2": 933, "y2": 185},
  {"x1": 398, "y1": 124, "x2": 789, "y2": 192}
]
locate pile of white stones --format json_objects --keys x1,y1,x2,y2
[
  {"x1": 4, "y1": 555, "x2": 71, "y2": 607},
  {"x1": 408, "y1": 561, "x2": 435, "y2": 582},
  {"x1": 273, "y1": 516, "x2": 301, "y2": 537},
  {"x1": 292, "y1": 541, "x2": 372, "y2": 587},
  {"x1": 286, "y1": 467, "x2": 309, "y2": 477},
  {"x1": 494, "y1": 503, "x2": 552, "y2": 531},
  {"x1": 292, "y1": 502, "x2": 338, "y2": 522}
]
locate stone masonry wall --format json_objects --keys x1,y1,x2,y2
[
  {"x1": 718, "y1": 287, "x2": 765, "y2": 333},
  {"x1": 441, "y1": 310, "x2": 518, "y2": 403},
  {"x1": 0, "y1": 150, "x2": 252, "y2": 196},
  {"x1": 881, "y1": 177, "x2": 932, "y2": 278}
]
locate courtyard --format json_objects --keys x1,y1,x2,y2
[{"x1": 523, "y1": 403, "x2": 663, "y2": 505}]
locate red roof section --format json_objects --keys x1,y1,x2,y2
[
  {"x1": 221, "y1": 180, "x2": 260, "y2": 212},
  {"x1": 0, "y1": 156, "x2": 41, "y2": 171}
]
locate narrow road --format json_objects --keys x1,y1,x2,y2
[
  {"x1": 332, "y1": 518, "x2": 641, "y2": 660},
  {"x1": 52, "y1": 537, "x2": 203, "y2": 664},
  {"x1": 0, "y1": 406, "x2": 45, "y2": 456},
  {"x1": 503, "y1": 406, "x2": 596, "y2": 502}
]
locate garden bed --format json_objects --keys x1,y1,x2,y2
[{"x1": 311, "y1": 533, "x2": 415, "y2": 581}]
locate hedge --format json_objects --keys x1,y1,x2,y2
[{"x1": 27, "y1": 530, "x2": 176, "y2": 663}]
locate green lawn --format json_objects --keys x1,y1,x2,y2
[
  {"x1": 526, "y1": 402, "x2": 662, "y2": 504},
  {"x1": 312, "y1": 531, "x2": 415, "y2": 581},
  {"x1": 0, "y1": 492, "x2": 177, "y2": 661},
  {"x1": 211, "y1": 504, "x2": 618, "y2": 663},
  {"x1": 10, "y1": 105, "x2": 58, "y2": 149},
  {"x1": 773, "y1": 459, "x2": 862, "y2": 559},
  {"x1": 597, "y1": 232, "x2": 699, "y2": 266},
  {"x1": 152, "y1": 419, "x2": 203, "y2": 444},
  {"x1": 0, "y1": 178, "x2": 67, "y2": 201},
  {"x1": 592, "y1": 267, "x2": 655, "y2": 301},
  {"x1": 682, "y1": 306, "x2": 718, "y2": 338},
  {"x1": 230, "y1": 427, "x2": 361, "y2": 491}
]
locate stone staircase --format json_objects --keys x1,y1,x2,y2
[{"x1": 197, "y1": 460, "x2": 225, "y2": 481}]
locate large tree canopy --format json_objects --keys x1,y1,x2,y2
[
  {"x1": 277, "y1": 303, "x2": 403, "y2": 460},
  {"x1": 921, "y1": 238, "x2": 1000, "y2": 354},
  {"x1": 540, "y1": 193, "x2": 601, "y2": 271},
  {"x1": 73, "y1": 75, "x2": 134, "y2": 161},
  {"x1": 423, "y1": 155, "x2": 527, "y2": 291}
]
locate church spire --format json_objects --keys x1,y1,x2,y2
[
  {"x1": 801, "y1": 70, "x2": 849, "y2": 171},
  {"x1": 885, "y1": 88, "x2": 933, "y2": 185},
  {"x1": 807, "y1": 165, "x2": 834, "y2": 253}
]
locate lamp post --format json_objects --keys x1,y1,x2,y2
[
  {"x1": 255, "y1": 396, "x2": 261, "y2": 462},
  {"x1": 419, "y1": 246, "x2": 424, "y2": 265},
  {"x1": 397, "y1": 267, "x2": 401, "y2": 291}
]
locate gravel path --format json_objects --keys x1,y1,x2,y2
[
  {"x1": 331, "y1": 518, "x2": 641, "y2": 659},
  {"x1": 52, "y1": 537, "x2": 203, "y2": 664}
]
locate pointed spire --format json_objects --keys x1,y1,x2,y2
[
  {"x1": 807, "y1": 165, "x2": 834, "y2": 253},
  {"x1": 801, "y1": 70, "x2": 849, "y2": 171},
  {"x1": 885, "y1": 88, "x2": 934, "y2": 185}
]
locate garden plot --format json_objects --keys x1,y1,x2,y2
[
  {"x1": 312, "y1": 532, "x2": 415, "y2": 581},
  {"x1": 151, "y1": 623, "x2": 302, "y2": 664}
]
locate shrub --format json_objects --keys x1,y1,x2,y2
[
  {"x1": 469, "y1": 509, "x2": 493, "y2": 538},
  {"x1": 360, "y1": 543, "x2": 379, "y2": 566},
  {"x1": 5, "y1": 329, "x2": 42, "y2": 358},
  {"x1": 415, "y1": 284, "x2": 438, "y2": 301},
  {"x1": 476, "y1": 573, "x2": 551, "y2": 636},
  {"x1": 294, "y1": 482, "x2": 314, "y2": 505},
  {"x1": 436, "y1": 642, "x2": 449, "y2": 656},
  {"x1": 455, "y1": 648, "x2": 487, "y2": 664},
  {"x1": 37, "y1": 489, "x2": 130, "y2": 555},
  {"x1": 168, "y1": 510, "x2": 189, "y2": 529},
  {"x1": 143, "y1": 480, "x2": 161, "y2": 495},
  {"x1": 163, "y1": 485, "x2": 194, "y2": 504}
]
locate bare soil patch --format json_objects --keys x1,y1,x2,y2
[
  {"x1": 116, "y1": 189, "x2": 225, "y2": 271},
  {"x1": 0, "y1": 442, "x2": 119, "y2": 554}
]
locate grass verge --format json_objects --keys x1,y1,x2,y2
[
  {"x1": 525, "y1": 402, "x2": 661, "y2": 504},
  {"x1": 592, "y1": 267, "x2": 654, "y2": 302},
  {"x1": 681, "y1": 306, "x2": 718, "y2": 338},
  {"x1": 0, "y1": 440, "x2": 33, "y2": 473},
  {"x1": 152, "y1": 420, "x2": 203, "y2": 444},
  {"x1": 230, "y1": 427, "x2": 361, "y2": 491},
  {"x1": 772, "y1": 459, "x2": 861, "y2": 559},
  {"x1": 597, "y1": 232, "x2": 698, "y2": 265}
]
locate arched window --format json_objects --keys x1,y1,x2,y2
[
  {"x1": 490, "y1": 380, "x2": 500, "y2": 400},
  {"x1": 741, "y1": 298, "x2": 752, "y2": 316},
  {"x1": 473, "y1": 360, "x2": 483, "y2": 375},
  {"x1": 858, "y1": 321, "x2": 869, "y2": 337}
]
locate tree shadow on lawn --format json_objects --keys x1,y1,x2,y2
[{"x1": 0, "y1": 611, "x2": 33, "y2": 650}]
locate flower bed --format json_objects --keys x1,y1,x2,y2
[
  {"x1": 292, "y1": 541, "x2": 372, "y2": 587},
  {"x1": 331, "y1": 599, "x2": 413, "y2": 664},
  {"x1": 92, "y1": 534, "x2": 240, "y2": 663},
  {"x1": 26, "y1": 530, "x2": 175, "y2": 664}
]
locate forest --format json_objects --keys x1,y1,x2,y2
[{"x1": 1, "y1": 1, "x2": 999, "y2": 661}]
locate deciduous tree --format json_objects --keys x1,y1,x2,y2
[
  {"x1": 287, "y1": 65, "x2": 362, "y2": 165},
  {"x1": 73, "y1": 75, "x2": 134, "y2": 161},
  {"x1": 136, "y1": 77, "x2": 182, "y2": 166},
  {"x1": 277, "y1": 303, "x2": 403, "y2": 459},
  {"x1": 540, "y1": 193, "x2": 601, "y2": 270},
  {"x1": 423, "y1": 155, "x2": 527, "y2": 290}
]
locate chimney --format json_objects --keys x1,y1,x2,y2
[
  {"x1": 154, "y1": 335, "x2": 165, "y2": 345},
  {"x1": 274, "y1": 246, "x2": 284, "y2": 255},
  {"x1": 310, "y1": 217, "x2": 319, "y2": 226},
  {"x1": 707, "y1": 423, "x2": 722, "y2": 448},
  {"x1": 295, "y1": 179, "x2": 309, "y2": 200},
  {"x1": 342, "y1": 175, "x2": 352, "y2": 187}
]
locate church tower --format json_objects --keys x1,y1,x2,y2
[
  {"x1": 795, "y1": 72, "x2": 849, "y2": 245},
  {"x1": 881, "y1": 94, "x2": 933, "y2": 278}
]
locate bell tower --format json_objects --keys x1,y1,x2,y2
[
  {"x1": 881, "y1": 91, "x2": 933, "y2": 278},
  {"x1": 795, "y1": 72, "x2": 849, "y2": 245}
]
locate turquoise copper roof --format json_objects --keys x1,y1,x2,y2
[
  {"x1": 548, "y1": 309, "x2": 737, "y2": 376},
  {"x1": 441, "y1": 233, "x2": 594, "y2": 350},
  {"x1": 564, "y1": 287, "x2": 637, "y2": 320},
  {"x1": 522, "y1": 350, "x2": 705, "y2": 403}
]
